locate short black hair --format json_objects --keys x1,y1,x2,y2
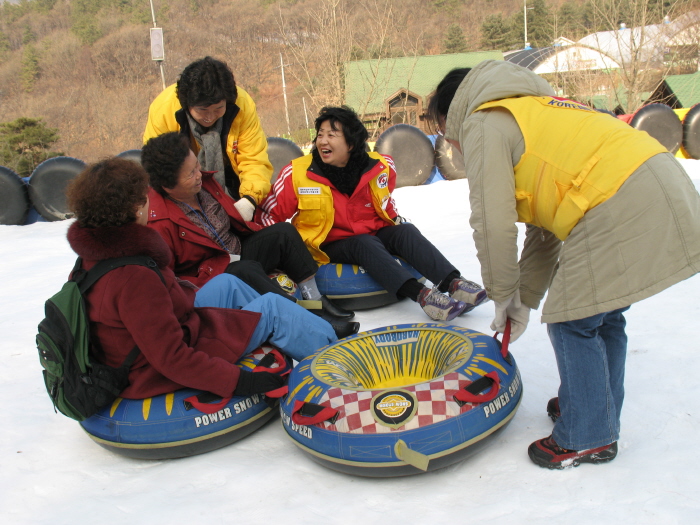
[
  {"x1": 176, "y1": 56, "x2": 237, "y2": 109},
  {"x1": 141, "y1": 132, "x2": 191, "y2": 195},
  {"x1": 314, "y1": 106, "x2": 368, "y2": 153},
  {"x1": 427, "y1": 68, "x2": 471, "y2": 130}
]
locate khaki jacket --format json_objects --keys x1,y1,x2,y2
[{"x1": 445, "y1": 60, "x2": 700, "y2": 323}]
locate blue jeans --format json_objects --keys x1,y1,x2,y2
[
  {"x1": 195, "y1": 274, "x2": 337, "y2": 362},
  {"x1": 547, "y1": 306, "x2": 630, "y2": 451}
]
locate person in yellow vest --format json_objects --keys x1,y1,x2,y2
[
  {"x1": 258, "y1": 106, "x2": 488, "y2": 322},
  {"x1": 143, "y1": 57, "x2": 272, "y2": 221},
  {"x1": 428, "y1": 60, "x2": 700, "y2": 469}
]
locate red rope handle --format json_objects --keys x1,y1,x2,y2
[
  {"x1": 253, "y1": 348, "x2": 289, "y2": 374},
  {"x1": 453, "y1": 371, "x2": 501, "y2": 404},
  {"x1": 493, "y1": 318, "x2": 511, "y2": 359},
  {"x1": 291, "y1": 400, "x2": 339, "y2": 426},
  {"x1": 183, "y1": 395, "x2": 232, "y2": 414}
]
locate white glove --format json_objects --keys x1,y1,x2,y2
[
  {"x1": 490, "y1": 289, "x2": 531, "y2": 342},
  {"x1": 234, "y1": 198, "x2": 256, "y2": 222}
]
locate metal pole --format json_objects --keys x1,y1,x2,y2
[
  {"x1": 280, "y1": 53, "x2": 291, "y2": 138},
  {"x1": 524, "y1": 0, "x2": 528, "y2": 48},
  {"x1": 149, "y1": 0, "x2": 166, "y2": 90}
]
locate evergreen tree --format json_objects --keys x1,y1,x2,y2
[
  {"x1": 443, "y1": 24, "x2": 468, "y2": 53},
  {"x1": 557, "y1": 2, "x2": 581, "y2": 40},
  {"x1": 22, "y1": 25, "x2": 36, "y2": 45},
  {"x1": 513, "y1": 0, "x2": 553, "y2": 48},
  {"x1": 0, "y1": 31, "x2": 10, "y2": 62},
  {"x1": 21, "y1": 45, "x2": 40, "y2": 92},
  {"x1": 0, "y1": 118, "x2": 62, "y2": 177},
  {"x1": 481, "y1": 13, "x2": 513, "y2": 50},
  {"x1": 71, "y1": 0, "x2": 104, "y2": 45}
]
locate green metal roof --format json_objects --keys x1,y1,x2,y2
[
  {"x1": 662, "y1": 72, "x2": 700, "y2": 108},
  {"x1": 344, "y1": 51, "x2": 503, "y2": 115}
]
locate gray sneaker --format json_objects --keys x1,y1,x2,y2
[
  {"x1": 448, "y1": 278, "x2": 489, "y2": 312},
  {"x1": 418, "y1": 287, "x2": 467, "y2": 321}
]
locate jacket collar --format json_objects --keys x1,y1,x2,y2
[{"x1": 67, "y1": 221, "x2": 172, "y2": 267}]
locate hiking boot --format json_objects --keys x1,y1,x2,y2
[
  {"x1": 419, "y1": 287, "x2": 467, "y2": 321},
  {"x1": 331, "y1": 320, "x2": 360, "y2": 339},
  {"x1": 448, "y1": 278, "x2": 489, "y2": 313},
  {"x1": 300, "y1": 296, "x2": 355, "y2": 321},
  {"x1": 547, "y1": 397, "x2": 561, "y2": 422},
  {"x1": 528, "y1": 435, "x2": 618, "y2": 469}
]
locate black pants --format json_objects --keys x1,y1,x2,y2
[
  {"x1": 321, "y1": 223, "x2": 458, "y2": 297},
  {"x1": 225, "y1": 222, "x2": 317, "y2": 300}
]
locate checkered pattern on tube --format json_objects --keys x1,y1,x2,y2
[
  {"x1": 248, "y1": 346, "x2": 279, "y2": 366},
  {"x1": 320, "y1": 372, "x2": 481, "y2": 434}
]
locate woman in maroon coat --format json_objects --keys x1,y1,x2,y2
[{"x1": 65, "y1": 158, "x2": 337, "y2": 400}]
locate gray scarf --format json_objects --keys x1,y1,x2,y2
[{"x1": 186, "y1": 112, "x2": 227, "y2": 191}]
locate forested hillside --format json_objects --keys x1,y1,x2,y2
[{"x1": 0, "y1": 0, "x2": 695, "y2": 161}]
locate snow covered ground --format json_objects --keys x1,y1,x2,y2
[{"x1": 2, "y1": 161, "x2": 699, "y2": 524}]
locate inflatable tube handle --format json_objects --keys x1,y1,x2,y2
[
  {"x1": 493, "y1": 318, "x2": 511, "y2": 360},
  {"x1": 264, "y1": 385, "x2": 288, "y2": 399},
  {"x1": 291, "y1": 400, "x2": 339, "y2": 426},
  {"x1": 254, "y1": 348, "x2": 289, "y2": 374},
  {"x1": 453, "y1": 371, "x2": 500, "y2": 406},
  {"x1": 395, "y1": 439, "x2": 429, "y2": 471},
  {"x1": 183, "y1": 393, "x2": 232, "y2": 414}
]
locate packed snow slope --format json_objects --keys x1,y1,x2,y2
[{"x1": 2, "y1": 161, "x2": 699, "y2": 525}]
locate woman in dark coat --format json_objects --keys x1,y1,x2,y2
[{"x1": 65, "y1": 158, "x2": 337, "y2": 400}]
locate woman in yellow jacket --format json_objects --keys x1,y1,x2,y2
[
  {"x1": 429, "y1": 60, "x2": 700, "y2": 469},
  {"x1": 143, "y1": 57, "x2": 272, "y2": 221}
]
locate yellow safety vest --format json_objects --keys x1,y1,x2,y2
[
  {"x1": 290, "y1": 152, "x2": 394, "y2": 264},
  {"x1": 476, "y1": 96, "x2": 667, "y2": 240}
]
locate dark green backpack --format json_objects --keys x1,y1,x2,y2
[{"x1": 37, "y1": 256, "x2": 164, "y2": 421}]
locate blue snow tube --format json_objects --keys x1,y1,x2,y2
[
  {"x1": 315, "y1": 258, "x2": 424, "y2": 310},
  {"x1": 629, "y1": 103, "x2": 682, "y2": 154},
  {"x1": 0, "y1": 166, "x2": 30, "y2": 225},
  {"x1": 28, "y1": 156, "x2": 86, "y2": 221},
  {"x1": 375, "y1": 124, "x2": 434, "y2": 188},
  {"x1": 267, "y1": 137, "x2": 304, "y2": 183},
  {"x1": 80, "y1": 346, "x2": 292, "y2": 459},
  {"x1": 281, "y1": 322, "x2": 522, "y2": 477},
  {"x1": 116, "y1": 149, "x2": 143, "y2": 165}
]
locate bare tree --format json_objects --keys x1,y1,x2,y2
[{"x1": 554, "y1": 0, "x2": 698, "y2": 114}]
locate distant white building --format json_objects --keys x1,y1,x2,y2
[
  {"x1": 506, "y1": 11, "x2": 700, "y2": 74},
  {"x1": 504, "y1": 45, "x2": 621, "y2": 74}
]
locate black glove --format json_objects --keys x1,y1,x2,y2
[{"x1": 233, "y1": 370, "x2": 286, "y2": 396}]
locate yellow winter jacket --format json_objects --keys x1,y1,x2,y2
[
  {"x1": 143, "y1": 83, "x2": 272, "y2": 204},
  {"x1": 290, "y1": 152, "x2": 394, "y2": 264},
  {"x1": 476, "y1": 96, "x2": 667, "y2": 240}
]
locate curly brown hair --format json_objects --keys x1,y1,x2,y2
[{"x1": 66, "y1": 158, "x2": 149, "y2": 228}]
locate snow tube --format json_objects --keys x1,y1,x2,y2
[
  {"x1": 434, "y1": 135, "x2": 465, "y2": 180},
  {"x1": 80, "y1": 346, "x2": 291, "y2": 460},
  {"x1": 116, "y1": 149, "x2": 142, "y2": 164},
  {"x1": 628, "y1": 103, "x2": 682, "y2": 154},
  {"x1": 0, "y1": 166, "x2": 30, "y2": 225},
  {"x1": 374, "y1": 124, "x2": 434, "y2": 188},
  {"x1": 315, "y1": 258, "x2": 425, "y2": 310},
  {"x1": 281, "y1": 323, "x2": 522, "y2": 477},
  {"x1": 28, "y1": 156, "x2": 86, "y2": 221},
  {"x1": 267, "y1": 137, "x2": 303, "y2": 183},
  {"x1": 682, "y1": 104, "x2": 700, "y2": 160}
]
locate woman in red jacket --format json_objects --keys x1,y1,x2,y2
[
  {"x1": 65, "y1": 158, "x2": 337, "y2": 400},
  {"x1": 141, "y1": 132, "x2": 357, "y2": 336},
  {"x1": 259, "y1": 106, "x2": 488, "y2": 322}
]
